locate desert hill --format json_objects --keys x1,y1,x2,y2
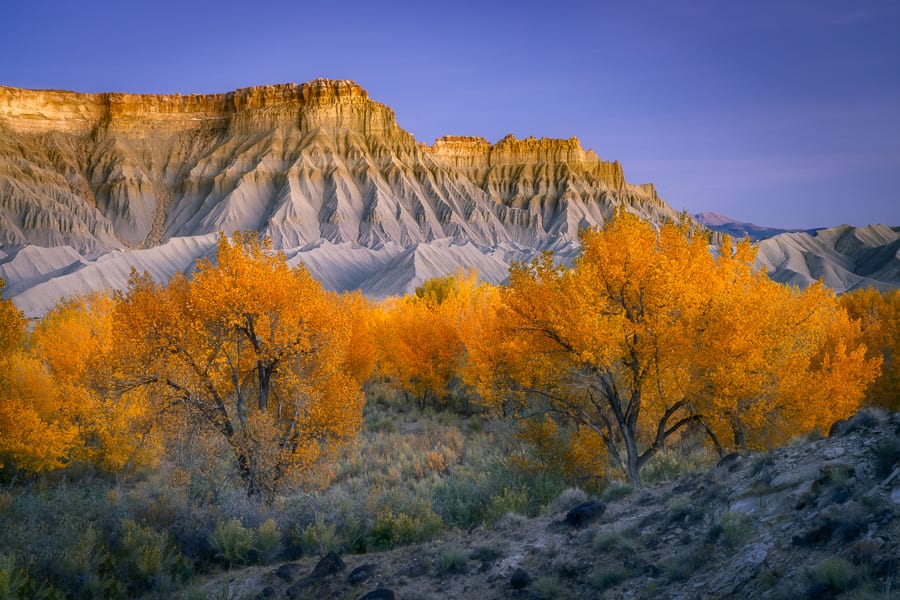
[
  {"x1": 0, "y1": 79, "x2": 673, "y2": 316},
  {"x1": 0, "y1": 80, "x2": 898, "y2": 315}
]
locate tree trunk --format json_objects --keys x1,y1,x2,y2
[
  {"x1": 623, "y1": 428, "x2": 642, "y2": 487},
  {"x1": 258, "y1": 362, "x2": 271, "y2": 411}
]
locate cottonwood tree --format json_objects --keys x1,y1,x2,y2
[
  {"x1": 0, "y1": 280, "x2": 79, "y2": 475},
  {"x1": 111, "y1": 233, "x2": 365, "y2": 498},
  {"x1": 466, "y1": 211, "x2": 879, "y2": 486},
  {"x1": 841, "y1": 287, "x2": 900, "y2": 411}
]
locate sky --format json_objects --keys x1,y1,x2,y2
[{"x1": 2, "y1": 0, "x2": 898, "y2": 229}]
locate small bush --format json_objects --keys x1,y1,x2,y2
[
  {"x1": 549, "y1": 487, "x2": 588, "y2": 513},
  {"x1": 469, "y1": 543, "x2": 506, "y2": 564},
  {"x1": 873, "y1": 437, "x2": 900, "y2": 479},
  {"x1": 806, "y1": 557, "x2": 859, "y2": 596},
  {"x1": 300, "y1": 513, "x2": 339, "y2": 555},
  {"x1": 642, "y1": 450, "x2": 702, "y2": 484},
  {"x1": 485, "y1": 486, "x2": 530, "y2": 524},
  {"x1": 588, "y1": 566, "x2": 629, "y2": 591},
  {"x1": 593, "y1": 528, "x2": 638, "y2": 554},
  {"x1": 254, "y1": 519, "x2": 282, "y2": 563},
  {"x1": 661, "y1": 548, "x2": 701, "y2": 581},
  {"x1": 370, "y1": 509, "x2": 442, "y2": 550},
  {"x1": 600, "y1": 483, "x2": 634, "y2": 503},
  {"x1": 665, "y1": 496, "x2": 703, "y2": 525},
  {"x1": 530, "y1": 575, "x2": 564, "y2": 599},
  {"x1": 437, "y1": 546, "x2": 468, "y2": 575},
  {"x1": 209, "y1": 519, "x2": 254, "y2": 567},
  {"x1": 718, "y1": 512, "x2": 752, "y2": 549}
]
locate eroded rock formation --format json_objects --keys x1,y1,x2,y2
[{"x1": 0, "y1": 79, "x2": 681, "y2": 315}]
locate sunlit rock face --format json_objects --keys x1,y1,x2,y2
[{"x1": 0, "y1": 78, "x2": 684, "y2": 315}]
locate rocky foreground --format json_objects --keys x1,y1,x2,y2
[{"x1": 184, "y1": 410, "x2": 900, "y2": 599}]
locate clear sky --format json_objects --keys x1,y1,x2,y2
[{"x1": 2, "y1": 0, "x2": 898, "y2": 229}]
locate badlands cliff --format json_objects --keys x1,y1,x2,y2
[
  {"x1": 0, "y1": 79, "x2": 674, "y2": 315},
  {"x1": 1, "y1": 79, "x2": 897, "y2": 315}
]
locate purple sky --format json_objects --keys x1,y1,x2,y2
[{"x1": 3, "y1": 0, "x2": 898, "y2": 229}]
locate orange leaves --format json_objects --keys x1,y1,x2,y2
[
  {"x1": 473, "y1": 210, "x2": 880, "y2": 484},
  {"x1": 110, "y1": 233, "x2": 365, "y2": 497},
  {"x1": 841, "y1": 287, "x2": 900, "y2": 410}
]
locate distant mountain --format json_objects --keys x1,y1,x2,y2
[
  {"x1": 0, "y1": 79, "x2": 678, "y2": 316},
  {"x1": 758, "y1": 224, "x2": 900, "y2": 293},
  {"x1": 693, "y1": 211, "x2": 815, "y2": 241}
]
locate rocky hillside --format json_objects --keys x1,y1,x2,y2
[
  {"x1": 758, "y1": 224, "x2": 900, "y2": 293},
  {"x1": 0, "y1": 79, "x2": 674, "y2": 316},
  {"x1": 185, "y1": 410, "x2": 900, "y2": 599}
]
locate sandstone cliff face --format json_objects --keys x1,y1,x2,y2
[{"x1": 0, "y1": 79, "x2": 685, "y2": 314}]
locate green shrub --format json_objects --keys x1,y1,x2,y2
[
  {"x1": 806, "y1": 557, "x2": 859, "y2": 596},
  {"x1": 588, "y1": 566, "x2": 629, "y2": 591},
  {"x1": 485, "y1": 486, "x2": 530, "y2": 524},
  {"x1": 718, "y1": 512, "x2": 752, "y2": 549},
  {"x1": 661, "y1": 548, "x2": 701, "y2": 581},
  {"x1": 116, "y1": 519, "x2": 169, "y2": 591},
  {"x1": 642, "y1": 450, "x2": 702, "y2": 484},
  {"x1": 437, "y1": 546, "x2": 468, "y2": 575},
  {"x1": 600, "y1": 483, "x2": 634, "y2": 503},
  {"x1": 254, "y1": 519, "x2": 282, "y2": 564},
  {"x1": 300, "y1": 513, "x2": 340, "y2": 555},
  {"x1": 530, "y1": 575, "x2": 564, "y2": 599},
  {"x1": 593, "y1": 528, "x2": 638, "y2": 554},
  {"x1": 209, "y1": 519, "x2": 254, "y2": 567},
  {"x1": 873, "y1": 437, "x2": 900, "y2": 479},
  {"x1": 370, "y1": 509, "x2": 442, "y2": 550},
  {"x1": 549, "y1": 487, "x2": 588, "y2": 513}
]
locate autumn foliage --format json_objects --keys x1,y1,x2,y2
[
  {"x1": 110, "y1": 233, "x2": 367, "y2": 497},
  {"x1": 0, "y1": 217, "x2": 888, "y2": 491},
  {"x1": 464, "y1": 212, "x2": 880, "y2": 485},
  {"x1": 840, "y1": 287, "x2": 900, "y2": 410}
]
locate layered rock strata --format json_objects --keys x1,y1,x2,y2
[{"x1": 0, "y1": 79, "x2": 677, "y2": 315}]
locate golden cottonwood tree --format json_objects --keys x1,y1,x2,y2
[
  {"x1": 0, "y1": 280, "x2": 79, "y2": 474},
  {"x1": 841, "y1": 287, "x2": 900, "y2": 410},
  {"x1": 30, "y1": 293, "x2": 156, "y2": 471},
  {"x1": 111, "y1": 233, "x2": 364, "y2": 497},
  {"x1": 467, "y1": 212, "x2": 880, "y2": 486},
  {"x1": 379, "y1": 270, "x2": 498, "y2": 412}
]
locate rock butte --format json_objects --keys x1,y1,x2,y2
[{"x1": 0, "y1": 79, "x2": 897, "y2": 315}]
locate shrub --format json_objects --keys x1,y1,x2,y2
[
  {"x1": 549, "y1": 487, "x2": 588, "y2": 513},
  {"x1": 437, "y1": 546, "x2": 468, "y2": 575},
  {"x1": 254, "y1": 519, "x2": 282, "y2": 564},
  {"x1": 370, "y1": 509, "x2": 442, "y2": 550},
  {"x1": 209, "y1": 519, "x2": 254, "y2": 567},
  {"x1": 484, "y1": 486, "x2": 530, "y2": 524},
  {"x1": 642, "y1": 450, "x2": 702, "y2": 484},
  {"x1": 873, "y1": 437, "x2": 900, "y2": 479},
  {"x1": 806, "y1": 557, "x2": 859, "y2": 596},
  {"x1": 665, "y1": 496, "x2": 703, "y2": 525},
  {"x1": 593, "y1": 528, "x2": 638, "y2": 554},
  {"x1": 115, "y1": 519, "x2": 170, "y2": 591},
  {"x1": 600, "y1": 483, "x2": 634, "y2": 503},
  {"x1": 718, "y1": 512, "x2": 752, "y2": 549},
  {"x1": 299, "y1": 512, "x2": 340, "y2": 555},
  {"x1": 530, "y1": 575, "x2": 564, "y2": 600},
  {"x1": 588, "y1": 566, "x2": 629, "y2": 591},
  {"x1": 661, "y1": 548, "x2": 701, "y2": 581}
]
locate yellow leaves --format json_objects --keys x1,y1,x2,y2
[
  {"x1": 841, "y1": 287, "x2": 900, "y2": 410},
  {"x1": 471, "y1": 211, "x2": 879, "y2": 483},
  {"x1": 0, "y1": 351, "x2": 79, "y2": 472},
  {"x1": 110, "y1": 232, "x2": 365, "y2": 496}
]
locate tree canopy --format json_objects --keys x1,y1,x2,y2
[{"x1": 465, "y1": 211, "x2": 880, "y2": 485}]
